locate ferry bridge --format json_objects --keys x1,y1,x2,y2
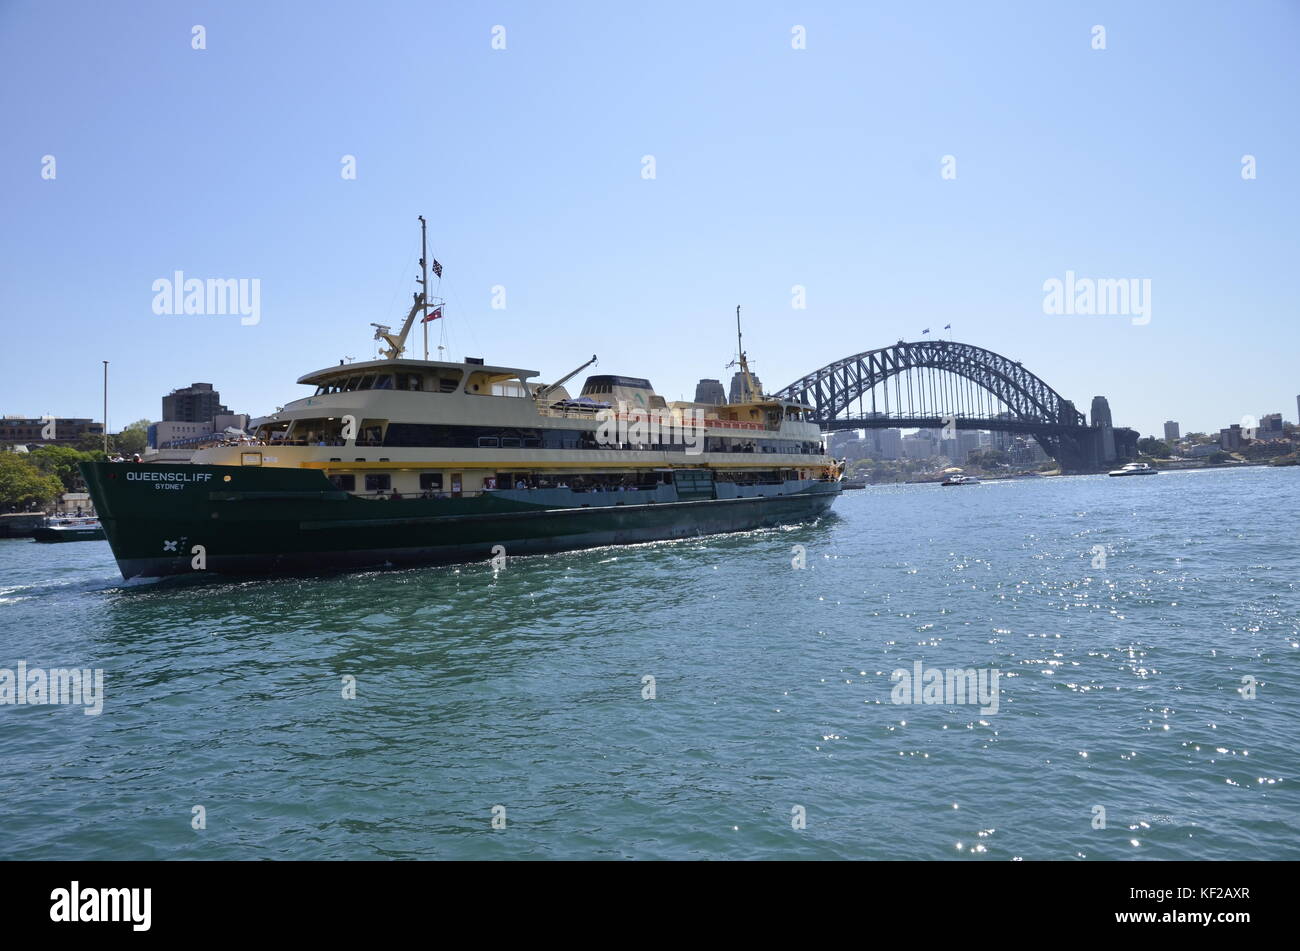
[{"x1": 775, "y1": 339, "x2": 1137, "y2": 473}]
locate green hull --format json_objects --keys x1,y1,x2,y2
[{"x1": 80, "y1": 462, "x2": 840, "y2": 579}]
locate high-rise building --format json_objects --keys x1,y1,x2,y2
[
  {"x1": 1163, "y1": 421, "x2": 1180, "y2": 442},
  {"x1": 875, "y1": 428, "x2": 902, "y2": 460},
  {"x1": 162, "y1": 383, "x2": 230, "y2": 423},
  {"x1": 728, "y1": 370, "x2": 762, "y2": 403},
  {"x1": 828, "y1": 430, "x2": 861, "y2": 456},
  {"x1": 693, "y1": 379, "x2": 725, "y2": 405}
]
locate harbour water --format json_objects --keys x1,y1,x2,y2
[{"x1": 1, "y1": 466, "x2": 1296, "y2": 859}]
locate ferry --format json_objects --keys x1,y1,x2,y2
[
  {"x1": 80, "y1": 252, "x2": 841, "y2": 579},
  {"x1": 32, "y1": 516, "x2": 105, "y2": 543},
  {"x1": 940, "y1": 474, "x2": 980, "y2": 486},
  {"x1": 1108, "y1": 462, "x2": 1158, "y2": 477}
]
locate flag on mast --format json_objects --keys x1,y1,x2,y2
[
  {"x1": 431, "y1": 259, "x2": 443, "y2": 278},
  {"x1": 421, "y1": 306, "x2": 443, "y2": 323}
]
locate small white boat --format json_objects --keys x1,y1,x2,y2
[
  {"x1": 1108, "y1": 462, "x2": 1157, "y2": 477},
  {"x1": 33, "y1": 516, "x2": 105, "y2": 542},
  {"x1": 941, "y1": 474, "x2": 980, "y2": 486}
]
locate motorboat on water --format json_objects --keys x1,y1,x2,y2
[
  {"x1": 1108, "y1": 462, "x2": 1157, "y2": 477},
  {"x1": 941, "y1": 474, "x2": 980, "y2": 486},
  {"x1": 32, "y1": 516, "x2": 105, "y2": 542}
]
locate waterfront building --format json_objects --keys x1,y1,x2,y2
[
  {"x1": 1164, "y1": 420, "x2": 1180, "y2": 442},
  {"x1": 0, "y1": 416, "x2": 104, "y2": 447},
  {"x1": 875, "y1": 428, "x2": 902, "y2": 460},
  {"x1": 828, "y1": 430, "x2": 861, "y2": 456}
]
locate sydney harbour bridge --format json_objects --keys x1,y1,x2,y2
[{"x1": 775, "y1": 339, "x2": 1138, "y2": 473}]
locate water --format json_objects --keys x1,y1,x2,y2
[{"x1": 1, "y1": 466, "x2": 1296, "y2": 860}]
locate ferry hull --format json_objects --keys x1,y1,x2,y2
[{"x1": 81, "y1": 463, "x2": 839, "y2": 579}]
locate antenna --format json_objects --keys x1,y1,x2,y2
[
  {"x1": 736, "y1": 305, "x2": 743, "y2": 363},
  {"x1": 418, "y1": 215, "x2": 430, "y2": 360}
]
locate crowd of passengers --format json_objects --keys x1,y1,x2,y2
[{"x1": 355, "y1": 470, "x2": 829, "y2": 500}]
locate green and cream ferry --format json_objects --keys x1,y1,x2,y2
[{"x1": 83, "y1": 294, "x2": 840, "y2": 579}]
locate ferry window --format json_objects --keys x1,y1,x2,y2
[
  {"x1": 438, "y1": 377, "x2": 459, "y2": 393},
  {"x1": 400, "y1": 373, "x2": 422, "y2": 391},
  {"x1": 364, "y1": 474, "x2": 391, "y2": 493},
  {"x1": 329, "y1": 474, "x2": 356, "y2": 491},
  {"x1": 373, "y1": 375, "x2": 394, "y2": 390},
  {"x1": 500, "y1": 436, "x2": 521, "y2": 448},
  {"x1": 342, "y1": 377, "x2": 360, "y2": 392},
  {"x1": 478, "y1": 436, "x2": 500, "y2": 448},
  {"x1": 358, "y1": 375, "x2": 376, "y2": 390},
  {"x1": 419, "y1": 473, "x2": 442, "y2": 492}
]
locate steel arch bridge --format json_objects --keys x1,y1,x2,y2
[{"x1": 774, "y1": 339, "x2": 1135, "y2": 471}]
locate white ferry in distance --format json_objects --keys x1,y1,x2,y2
[{"x1": 1108, "y1": 462, "x2": 1158, "y2": 477}]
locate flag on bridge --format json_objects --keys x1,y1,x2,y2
[
  {"x1": 422, "y1": 306, "x2": 443, "y2": 323},
  {"x1": 944, "y1": 324, "x2": 952, "y2": 330},
  {"x1": 922, "y1": 328, "x2": 931, "y2": 334}
]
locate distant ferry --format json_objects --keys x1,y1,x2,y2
[
  {"x1": 81, "y1": 239, "x2": 840, "y2": 578},
  {"x1": 1108, "y1": 462, "x2": 1157, "y2": 477},
  {"x1": 33, "y1": 516, "x2": 105, "y2": 543},
  {"x1": 941, "y1": 474, "x2": 980, "y2": 486}
]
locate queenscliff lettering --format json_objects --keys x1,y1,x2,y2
[
  {"x1": 124, "y1": 470, "x2": 213, "y2": 482},
  {"x1": 49, "y1": 882, "x2": 151, "y2": 931},
  {"x1": 890, "y1": 660, "x2": 1000, "y2": 715},
  {"x1": 0, "y1": 662, "x2": 104, "y2": 715}
]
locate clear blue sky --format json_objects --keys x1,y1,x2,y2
[{"x1": 2, "y1": 1, "x2": 1297, "y2": 439}]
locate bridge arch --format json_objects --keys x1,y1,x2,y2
[
  {"x1": 774, "y1": 339, "x2": 1085, "y2": 428},
  {"x1": 773, "y1": 340, "x2": 1134, "y2": 471}
]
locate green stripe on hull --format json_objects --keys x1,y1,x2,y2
[{"x1": 81, "y1": 462, "x2": 840, "y2": 579}]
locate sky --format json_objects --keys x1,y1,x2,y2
[{"x1": 1, "y1": 0, "x2": 1297, "y2": 440}]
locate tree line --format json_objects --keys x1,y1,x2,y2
[{"x1": 0, "y1": 419, "x2": 149, "y2": 512}]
